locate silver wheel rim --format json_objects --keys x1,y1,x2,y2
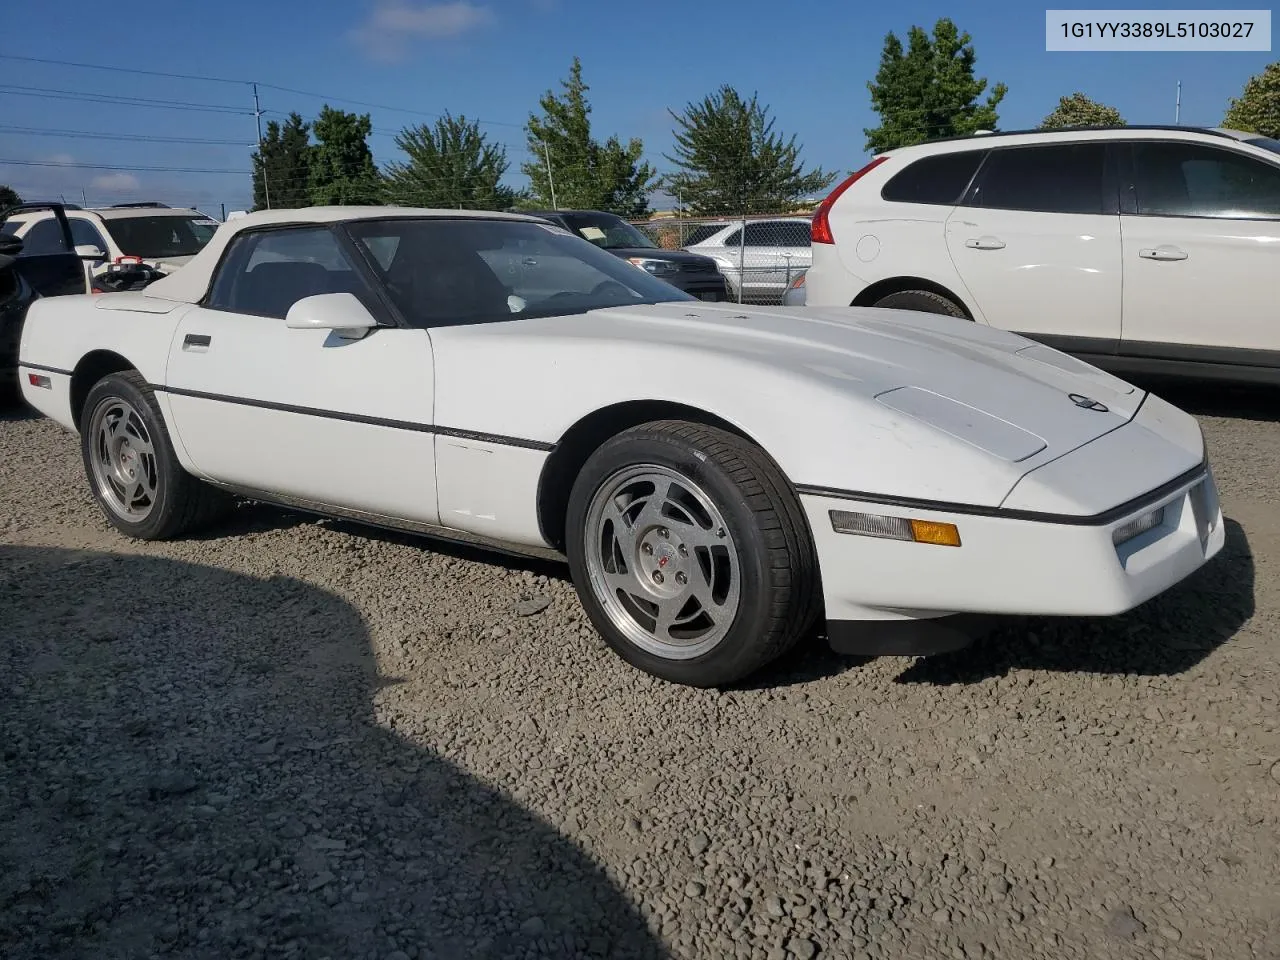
[
  {"x1": 88, "y1": 396, "x2": 159, "y2": 522},
  {"x1": 583, "y1": 463, "x2": 742, "y2": 660}
]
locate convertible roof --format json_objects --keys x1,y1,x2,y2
[{"x1": 143, "y1": 205, "x2": 542, "y2": 303}]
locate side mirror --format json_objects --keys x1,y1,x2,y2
[
  {"x1": 285, "y1": 292, "x2": 380, "y2": 340},
  {"x1": 0, "y1": 234, "x2": 22, "y2": 257},
  {"x1": 75, "y1": 244, "x2": 105, "y2": 260}
]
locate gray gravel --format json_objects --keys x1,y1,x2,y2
[{"x1": 2, "y1": 380, "x2": 1279, "y2": 960}]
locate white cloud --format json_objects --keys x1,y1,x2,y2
[
  {"x1": 89, "y1": 172, "x2": 142, "y2": 194},
  {"x1": 350, "y1": 1, "x2": 495, "y2": 62}
]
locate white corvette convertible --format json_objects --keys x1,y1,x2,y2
[{"x1": 18, "y1": 207, "x2": 1225, "y2": 686}]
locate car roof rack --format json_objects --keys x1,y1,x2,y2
[
  {"x1": 0, "y1": 200, "x2": 81, "y2": 219},
  {"x1": 107, "y1": 201, "x2": 172, "y2": 208},
  {"x1": 917, "y1": 124, "x2": 1237, "y2": 147}
]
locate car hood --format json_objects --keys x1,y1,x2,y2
[
  {"x1": 583, "y1": 301, "x2": 1143, "y2": 456},
  {"x1": 149, "y1": 255, "x2": 194, "y2": 273},
  {"x1": 430, "y1": 300, "x2": 1186, "y2": 510}
]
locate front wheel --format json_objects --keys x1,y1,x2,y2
[
  {"x1": 565, "y1": 420, "x2": 820, "y2": 687},
  {"x1": 80, "y1": 370, "x2": 231, "y2": 540}
]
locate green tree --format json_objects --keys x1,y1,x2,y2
[
  {"x1": 383, "y1": 113, "x2": 515, "y2": 210},
  {"x1": 1039, "y1": 92, "x2": 1124, "y2": 129},
  {"x1": 1223, "y1": 61, "x2": 1280, "y2": 139},
  {"x1": 0, "y1": 185, "x2": 21, "y2": 211},
  {"x1": 864, "y1": 17, "x2": 1007, "y2": 152},
  {"x1": 251, "y1": 111, "x2": 313, "y2": 211},
  {"x1": 520, "y1": 56, "x2": 657, "y2": 216},
  {"x1": 310, "y1": 106, "x2": 384, "y2": 206},
  {"x1": 663, "y1": 85, "x2": 836, "y2": 216}
]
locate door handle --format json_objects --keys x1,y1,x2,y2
[
  {"x1": 965, "y1": 236, "x2": 1006, "y2": 250},
  {"x1": 183, "y1": 333, "x2": 211, "y2": 349},
  {"x1": 1138, "y1": 246, "x2": 1188, "y2": 261}
]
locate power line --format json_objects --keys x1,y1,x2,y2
[
  {"x1": 0, "y1": 125, "x2": 254, "y2": 146},
  {"x1": 0, "y1": 158, "x2": 250, "y2": 175},
  {"x1": 0, "y1": 53, "x2": 527, "y2": 131},
  {"x1": 0, "y1": 84, "x2": 251, "y2": 115},
  {"x1": 0, "y1": 54, "x2": 251, "y2": 86}
]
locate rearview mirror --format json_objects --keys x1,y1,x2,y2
[
  {"x1": 285, "y1": 292, "x2": 380, "y2": 340},
  {"x1": 0, "y1": 235, "x2": 22, "y2": 257},
  {"x1": 75, "y1": 244, "x2": 105, "y2": 260}
]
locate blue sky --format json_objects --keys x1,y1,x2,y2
[{"x1": 0, "y1": 0, "x2": 1273, "y2": 214}]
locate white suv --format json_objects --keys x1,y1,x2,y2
[
  {"x1": 0, "y1": 203, "x2": 219, "y2": 278},
  {"x1": 805, "y1": 125, "x2": 1280, "y2": 383}
]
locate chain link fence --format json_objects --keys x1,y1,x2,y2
[{"x1": 628, "y1": 213, "x2": 814, "y2": 305}]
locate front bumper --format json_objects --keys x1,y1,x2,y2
[
  {"x1": 805, "y1": 461, "x2": 1224, "y2": 656},
  {"x1": 672, "y1": 275, "x2": 729, "y2": 301}
]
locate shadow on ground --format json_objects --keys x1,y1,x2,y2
[
  {"x1": 0, "y1": 545, "x2": 666, "y2": 960},
  {"x1": 1134, "y1": 377, "x2": 1280, "y2": 424},
  {"x1": 896, "y1": 517, "x2": 1253, "y2": 685}
]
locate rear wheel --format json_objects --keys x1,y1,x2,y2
[
  {"x1": 80, "y1": 371, "x2": 231, "y2": 540},
  {"x1": 871, "y1": 289, "x2": 967, "y2": 318},
  {"x1": 565, "y1": 420, "x2": 820, "y2": 687}
]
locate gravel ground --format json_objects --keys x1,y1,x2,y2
[{"x1": 1, "y1": 381, "x2": 1278, "y2": 960}]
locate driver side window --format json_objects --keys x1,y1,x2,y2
[{"x1": 206, "y1": 226, "x2": 373, "y2": 319}]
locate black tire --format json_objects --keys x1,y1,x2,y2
[
  {"x1": 565, "y1": 419, "x2": 821, "y2": 687},
  {"x1": 871, "y1": 289, "x2": 967, "y2": 318},
  {"x1": 79, "y1": 370, "x2": 232, "y2": 540}
]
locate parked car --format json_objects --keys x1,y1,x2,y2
[
  {"x1": 1, "y1": 202, "x2": 220, "y2": 279},
  {"x1": 524, "y1": 209, "x2": 729, "y2": 302},
  {"x1": 683, "y1": 217, "x2": 812, "y2": 303},
  {"x1": 805, "y1": 124, "x2": 1280, "y2": 384},
  {"x1": 19, "y1": 206, "x2": 1223, "y2": 687},
  {"x1": 0, "y1": 202, "x2": 93, "y2": 396}
]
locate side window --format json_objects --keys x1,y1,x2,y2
[
  {"x1": 776, "y1": 222, "x2": 812, "y2": 246},
  {"x1": 967, "y1": 143, "x2": 1108, "y2": 215},
  {"x1": 881, "y1": 150, "x2": 986, "y2": 205},
  {"x1": 1131, "y1": 142, "x2": 1280, "y2": 218},
  {"x1": 742, "y1": 222, "x2": 776, "y2": 246},
  {"x1": 719, "y1": 228, "x2": 742, "y2": 247},
  {"x1": 18, "y1": 218, "x2": 71, "y2": 256},
  {"x1": 205, "y1": 226, "x2": 371, "y2": 319},
  {"x1": 68, "y1": 219, "x2": 108, "y2": 252}
]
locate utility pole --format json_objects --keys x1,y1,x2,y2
[
  {"x1": 81, "y1": 187, "x2": 87, "y2": 206},
  {"x1": 1175, "y1": 80, "x2": 1182, "y2": 125},
  {"x1": 253, "y1": 82, "x2": 270, "y2": 209},
  {"x1": 542, "y1": 139, "x2": 558, "y2": 210},
  {"x1": 221, "y1": 202, "x2": 226, "y2": 220}
]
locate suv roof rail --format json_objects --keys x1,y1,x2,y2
[
  {"x1": 915, "y1": 123, "x2": 1237, "y2": 147},
  {"x1": 0, "y1": 200, "x2": 82, "y2": 216},
  {"x1": 107, "y1": 201, "x2": 172, "y2": 208}
]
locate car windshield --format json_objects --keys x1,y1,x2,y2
[
  {"x1": 561, "y1": 213, "x2": 658, "y2": 250},
  {"x1": 345, "y1": 217, "x2": 692, "y2": 325},
  {"x1": 1244, "y1": 135, "x2": 1280, "y2": 156},
  {"x1": 100, "y1": 214, "x2": 218, "y2": 258}
]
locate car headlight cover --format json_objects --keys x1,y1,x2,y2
[
  {"x1": 1112, "y1": 506, "x2": 1165, "y2": 545},
  {"x1": 627, "y1": 257, "x2": 677, "y2": 276}
]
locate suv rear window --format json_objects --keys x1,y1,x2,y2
[
  {"x1": 101, "y1": 215, "x2": 215, "y2": 259},
  {"x1": 881, "y1": 150, "x2": 986, "y2": 205},
  {"x1": 966, "y1": 143, "x2": 1108, "y2": 215}
]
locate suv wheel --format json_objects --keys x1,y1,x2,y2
[{"x1": 872, "y1": 289, "x2": 967, "y2": 318}]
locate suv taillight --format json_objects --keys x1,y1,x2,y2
[{"x1": 811, "y1": 155, "x2": 889, "y2": 245}]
